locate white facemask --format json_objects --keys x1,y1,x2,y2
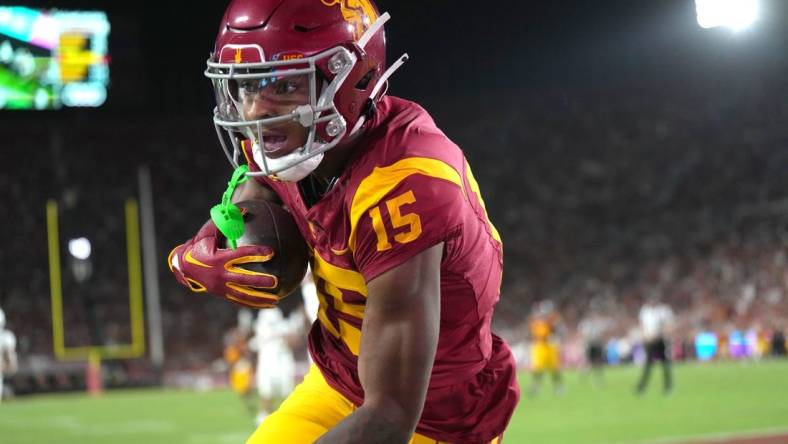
[{"x1": 252, "y1": 142, "x2": 324, "y2": 182}]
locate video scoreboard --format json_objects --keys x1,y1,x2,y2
[{"x1": 0, "y1": 6, "x2": 109, "y2": 110}]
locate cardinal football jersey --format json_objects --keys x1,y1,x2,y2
[{"x1": 243, "y1": 96, "x2": 519, "y2": 442}]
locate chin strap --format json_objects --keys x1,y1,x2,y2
[
  {"x1": 371, "y1": 53, "x2": 408, "y2": 100},
  {"x1": 359, "y1": 12, "x2": 390, "y2": 49},
  {"x1": 358, "y1": 11, "x2": 408, "y2": 102},
  {"x1": 349, "y1": 52, "x2": 409, "y2": 137},
  {"x1": 348, "y1": 12, "x2": 409, "y2": 137}
]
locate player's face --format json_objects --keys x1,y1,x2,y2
[{"x1": 230, "y1": 72, "x2": 311, "y2": 158}]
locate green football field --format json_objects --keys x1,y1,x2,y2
[{"x1": 1, "y1": 360, "x2": 787, "y2": 444}]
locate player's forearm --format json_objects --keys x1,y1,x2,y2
[{"x1": 314, "y1": 403, "x2": 413, "y2": 444}]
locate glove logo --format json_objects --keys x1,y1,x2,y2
[
  {"x1": 168, "y1": 217, "x2": 283, "y2": 309},
  {"x1": 185, "y1": 249, "x2": 211, "y2": 268}
]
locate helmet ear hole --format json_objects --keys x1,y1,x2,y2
[{"x1": 354, "y1": 69, "x2": 375, "y2": 90}]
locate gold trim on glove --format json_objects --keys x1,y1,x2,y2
[
  {"x1": 185, "y1": 249, "x2": 212, "y2": 268},
  {"x1": 224, "y1": 254, "x2": 275, "y2": 276}
]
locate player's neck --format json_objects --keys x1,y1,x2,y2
[
  {"x1": 317, "y1": 153, "x2": 347, "y2": 182},
  {"x1": 315, "y1": 132, "x2": 364, "y2": 183},
  {"x1": 297, "y1": 144, "x2": 357, "y2": 208}
]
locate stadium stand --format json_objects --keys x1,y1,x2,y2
[{"x1": 1, "y1": 66, "x2": 787, "y2": 394}]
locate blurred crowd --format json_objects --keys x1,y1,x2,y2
[
  {"x1": 440, "y1": 79, "x2": 788, "y2": 363},
  {"x1": 0, "y1": 117, "x2": 239, "y2": 392},
  {"x1": 2, "y1": 70, "x2": 788, "y2": 393}
]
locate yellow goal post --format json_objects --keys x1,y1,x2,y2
[{"x1": 45, "y1": 198, "x2": 146, "y2": 362}]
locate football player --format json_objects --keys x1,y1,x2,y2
[
  {"x1": 169, "y1": 0, "x2": 519, "y2": 442},
  {"x1": 225, "y1": 309, "x2": 256, "y2": 413},
  {"x1": 249, "y1": 303, "x2": 304, "y2": 425},
  {"x1": 0, "y1": 307, "x2": 18, "y2": 403},
  {"x1": 527, "y1": 299, "x2": 565, "y2": 396}
]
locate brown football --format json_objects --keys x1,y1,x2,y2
[{"x1": 227, "y1": 199, "x2": 309, "y2": 300}]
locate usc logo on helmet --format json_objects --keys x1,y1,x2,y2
[{"x1": 320, "y1": 0, "x2": 379, "y2": 40}]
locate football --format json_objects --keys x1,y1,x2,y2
[{"x1": 228, "y1": 199, "x2": 309, "y2": 300}]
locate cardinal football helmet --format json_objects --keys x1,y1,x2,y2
[{"x1": 205, "y1": 0, "x2": 407, "y2": 180}]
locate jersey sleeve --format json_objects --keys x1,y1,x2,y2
[{"x1": 349, "y1": 158, "x2": 468, "y2": 282}]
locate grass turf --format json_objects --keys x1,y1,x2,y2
[
  {"x1": 1, "y1": 360, "x2": 787, "y2": 444},
  {"x1": 508, "y1": 359, "x2": 788, "y2": 443}
]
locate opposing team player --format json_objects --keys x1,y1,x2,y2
[
  {"x1": 250, "y1": 301, "x2": 305, "y2": 425},
  {"x1": 0, "y1": 307, "x2": 18, "y2": 403},
  {"x1": 168, "y1": 0, "x2": 519, "y2": 442}
]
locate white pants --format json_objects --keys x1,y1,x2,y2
[{"x1": 256, "y1": 346, "x2": 295, "y2": 399}]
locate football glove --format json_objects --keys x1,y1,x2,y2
[{"x1": 168, "y1": 220, "x2": 280, "y2": 308}]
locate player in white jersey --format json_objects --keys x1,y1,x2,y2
[
  {"x1": 250, "y1": 293, "x2": 310, "y2": 425},
  {"x1": 636, "y1": 293, "x2": 675, "y2": 395},
  {"x1": 0, "y1": 307, "x2": 19, "y2": 404}
]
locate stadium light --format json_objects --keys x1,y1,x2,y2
[
  {"x1": 68, "y1": 237, "x2": 92, "y2": 260},
  {"x1": 695, "y1": 0, "x2": 759, "y2": 31}
]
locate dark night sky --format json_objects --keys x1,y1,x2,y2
[{"x1": 10, "y1": 0, "x2": 788, "y2": 117}]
